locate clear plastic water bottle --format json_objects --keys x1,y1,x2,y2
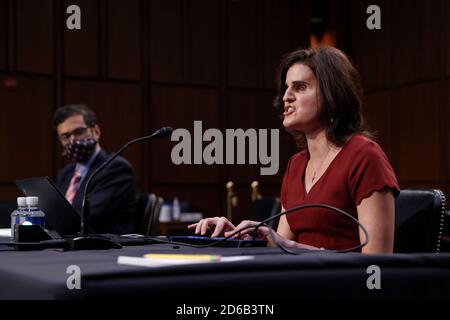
[
  {"x1": 172, "y1": 197, "x2": 181, "y2": 221},
  {"x1": 10, "y1": 197, "x2": 27, "y2": 240},
  {"x1": 24, "y1": 196, "x2": 46, "y2": 229}
]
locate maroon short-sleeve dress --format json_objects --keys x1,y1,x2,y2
[{"x1": 280, "y1": 134, "x2": 400, "y2": 250}]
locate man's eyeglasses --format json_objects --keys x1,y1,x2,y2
[{"x1": 58, "y1": 126, "x2": 92, "y2": 143}]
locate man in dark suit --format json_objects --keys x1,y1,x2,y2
[{"x1": 54, "y1": 104, "x2": 137, "y2": 235}]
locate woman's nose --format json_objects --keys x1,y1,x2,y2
[{"x1": 283, "y1": 88, "x2": 294, "y2": 102}]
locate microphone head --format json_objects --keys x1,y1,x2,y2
[{"x1": 152, "y1": 126, "x2": 173, "y2": 138}]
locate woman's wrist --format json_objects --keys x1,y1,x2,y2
[{"x1": 282, "y1": 238, "x2": 319, "y2": 250}]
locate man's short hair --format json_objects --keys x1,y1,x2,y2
[{"x1": 53, "y1": 104, "x2": 98, "y2": 128}]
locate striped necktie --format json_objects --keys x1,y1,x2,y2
[{"x1": 65, "y1": 170, "x2": 81, "y2": 204}]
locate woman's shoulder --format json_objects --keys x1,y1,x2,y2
[
  {"x1": 288, "y1": 149, "x2": 308, "y2": 164},
  {"x1": 282, "y1": 150, "x2": 308, "y2": 174},
  {"x1": 345, "y1": 133, "x2": 385, "y2": 156}
]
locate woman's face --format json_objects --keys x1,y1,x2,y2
[{"x1": 282, "y1": 63, "x2": 322, "y2": 133}]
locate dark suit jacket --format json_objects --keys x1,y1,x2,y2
[{"x1": 56, "y1": 149, "x2": 137, "y2": 235}]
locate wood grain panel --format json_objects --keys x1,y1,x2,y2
[
  {"x1": 416, "y1": 0, "x2": 440, "y2": 81},
  {"x1": 0, "y1": 0, "x2": 7, "y2": 71},
  {"x1": 107, "y1": 0, "x2": 141, "y2": 80},
  {"x1": 150, "y1": 86, "x2": 221, "y2": 184},
  {"x1": 392, "y1": 0, "x2": 417, "y2": 85},
  {"x1": 149, "y1": 0, "x2": 183, "y2": 82},
  {"x1": 0, "y1": 185, "x2": 21, "y2": 202},
  {"x1": 0, "y1": 76, "x2": 54, "y2": 181},
  {"x1": 364, "y1": 91, "x2": 394, "y2": 162},
  {"x1": 261, "y1": 0, "x2": 296, "y2": 89},
  {"x1": 350, "y1": 0, "x2": 392, "y2": 91},
  {"x1": 444, "y1": 0, "x2": 450, "y2": 77},
  {"x1": 16, "y1": 0, "x2": 54, "y2": 73},
  {"x1": 227, "y1": 0, "x2": 258, "y2": 87},
  {"x1": 395, "y1": 83, "x2": 442, "y2": 182},
  {"x1": 63, "y1": 0, "x2": 99, "y2": 77},
  {"x1": 187, "y1": 0, "x2": 220, "y2": 85}
]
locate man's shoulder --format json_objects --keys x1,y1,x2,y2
[{"x1": 95, "y1": 150, "x2": 134, "y2": 174}]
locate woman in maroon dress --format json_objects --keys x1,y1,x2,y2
[{"x1": 189, "y1": 46, "x2": 399, "y2": 254}]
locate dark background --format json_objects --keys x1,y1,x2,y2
[{"x1": 0, "y1": 0, "x2": 449, "y2": 224}]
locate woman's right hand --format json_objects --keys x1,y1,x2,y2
[{"x1": 188, "y1": 217, "x2": 236, "y2": 238}]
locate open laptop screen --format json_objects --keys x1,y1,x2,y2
[{"x1": 14, "y1": 177, "x2": 82, "y2": 237}]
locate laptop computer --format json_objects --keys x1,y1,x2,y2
[{"x1": 14, "y1": 177, "x2": 83, "y2": 237}]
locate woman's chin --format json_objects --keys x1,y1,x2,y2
[{"x1": 283, "y1": 119, "x2": 302, "y2": 131}]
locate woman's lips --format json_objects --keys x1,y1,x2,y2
[{"x1": 283, "y1": 106, "x2": 295, "y2": 116}]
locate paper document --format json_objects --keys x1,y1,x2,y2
[
  {"x1": 118, "y1": 254, "x2": 254, "y2": 268},
  {"x1": 0, "y1": 228, "x2": 11, "y2": 237}
]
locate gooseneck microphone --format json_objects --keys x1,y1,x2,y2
[{"x1": 68, "y1": 126, "x2": 173, "y2": 250}]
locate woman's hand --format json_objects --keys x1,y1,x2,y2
[
  {"x1": 189, "y1": 217, "x2": 318, "y2": 250},
  {"x1": 228, "y1": 220, "x2": 319, "y2": 250},
  {"x1": 224, "y1": 220, "x2": 272, "y2": 240},
  {"x1": 188, "y1": 217, "x2": 236, "y2": 238}
]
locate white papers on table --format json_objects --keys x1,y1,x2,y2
[{"x1": 117, "y1": 255, "x2": 254, "y2": 268}]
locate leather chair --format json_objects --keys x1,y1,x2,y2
[
  {"x1": 146, "y1": 196, "x2": 163, "y2": 236},
  {"x1": 250, "y1": 197, "x2": 281, "y2": 230},
  {"x1": 394, "y1": 189, "x2": 447, "y2": 253},
  {"x1": 134, "y1": 193, "x2": 163, "y2": 236},
  {"x1": 133, "y1": 193, "x2": 155, "y2": 235}
]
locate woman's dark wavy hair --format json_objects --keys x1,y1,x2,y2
[{"x1": 273, "y1": 46, "x2": 370, "y2": 149}]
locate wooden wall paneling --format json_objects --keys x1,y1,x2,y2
[
  {"x1": 0, "y1": 0, "x2": 7, "y2": 71},
  {"x1": 226, "y1": 90, "x2": 292, "y2": 185},
  {"x1": 227, "y1": 0, "x2": 258, "y2": 88},
  {"x1": 333, "y1": 0, "x2": 352, "y2": 52},
  {"x1": 444, "y1": 0, "x2": 450, "y2": 77},
  {"x1": 416, "y1": 0, "x2": 440, "y2": 81},
  {"x1": 64, "y1": 80, "x2": 143, "y2": 186},
  {"x1": 364, "y1": 91, "x2": 393, "y2": 162},
  {"x1": 107, "y1": 0, "x2": 141, "y2": 80},
  {"x1": 149, "y1": 86, "x2": 221, "y2": 184},
  {"x1": 63, "y1": 0, "x2": 99, "y2": 77},
  {"x1": 395, "y1": 83, "x2": 442, "y2": 183},
  {"x1": 391, "y1": 0, "x2": 418, "y2": 85},
  {"x1": 346, "y1": 1, "x2": 368, "y2": 88},
  {"x1": 261, "y1": 0, "x2": 294, "y2": 89},
  {"x1": 447, "y1": 80, "x2": 450, "y2": 197},
  {"x1": 151, "y1": 185, "x2": 222, "y2": 222},
  {"x1": 16, "y1": 0, "x2": 54, "y2": 74},
  {"x1": 0, "y1": 186, "x2": 22, "y2": 202},
  {"x1": 187, "y1": 0, "x2": 220, "y2": 85},
  {"x1": 288, "y1": 0, "x2": 311, "y2": 50},
  {"x1": 362, "y1": 0, "x2": 392, "y2": 91},
  {"x1": 149, "y1": 0, "x2": 183, "y2": 83},
  {"x1": 346, "y1": 0, "x2": 392, "y2": 92},
  {"x1": 0, "y1": 76, "x2": 54, "y2": 181}
]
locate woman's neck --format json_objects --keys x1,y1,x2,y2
[{"x1": 305, "y1": 129, "x2": 334, "y2": 161}]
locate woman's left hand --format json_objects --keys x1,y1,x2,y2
[
  {"x1": 225, "y1": 219, "x2": 319, "y2": 250},
  {"x1": 224, "y1": 220, "x2": 278, "y2": 246}
]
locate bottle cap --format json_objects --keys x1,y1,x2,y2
[
  {"x1": 26, "y1": 196, "x2": 39, "y2": 206},
  {"x1": 17, "y1": 197, "x2": 27, "y2": 206}
]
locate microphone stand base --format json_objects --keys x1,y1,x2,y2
[{"x1": 66, "y1": 236, "x2": 122, "y2": 250}]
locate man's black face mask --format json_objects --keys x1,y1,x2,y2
[{"x1": 62, "y1": 138, "x2": 97, "y2": 163}]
